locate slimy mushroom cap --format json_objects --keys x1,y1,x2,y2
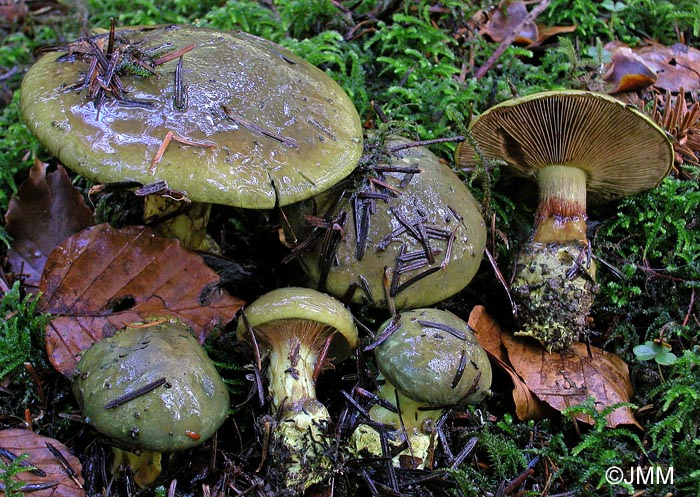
[{"x1": 20, "y1": 25, "x2": 363, "y2": 209}]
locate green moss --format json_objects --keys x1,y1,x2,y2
[{"x1": 0, "y1": 282, "x2": 49, "y2": 379}]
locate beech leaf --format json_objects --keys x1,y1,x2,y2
[
  {"x1": 604, "y1": 41, "x2": 700, "y2": 93},
  {"x1": 468, "y1": 306, "x2": 550, "y2": 421},
  {"x1": 503, "y1": 333, "x2": 641, "y2": 428},
  {"x1": 0, "y1": 428, "x2": 85, "y2": 497},
  {"x1": 603, "y1": 47, "x2": 657, "y2": 93},
  {"x1": 480, "y1": 0, "x2": 575, "y2": 47},
  {"x1": 40, "y1": 223, "x2": 245, "y2": 377},
  {"x1": 468, "y1": 305, "x2": 640, "y2": 428},
  {"x1": 5, "y1": 161, "x2": 95, "y2": 293}
]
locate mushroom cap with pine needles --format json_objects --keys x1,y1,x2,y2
[
  {"x1": 20, "y1": 25, "x2": 363, "y2": 209},
  {"x1": 456, "y1": 90, "x2": 674, "y2": 206}
]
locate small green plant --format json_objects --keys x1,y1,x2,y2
[
  {"x1": 0, "y1": 452, "x2": 33, "y2": 497},
  {"x1": 596, "y1": 176, "x2": 700, "y2": 352},
  {"x1": 633, "y1": 340, "x2": 678, "y2": 366},
  {"x1": 0, "y1": 282, "x2": 50, "y2": 380},
  {"x1": 86, "y1": 0, "x2": 219, "y2": 27},
  {"x1": 647, "y1": 347, "x2": 700, "y2": 494},
  {"x1": 201, "y1": 0, "x2": 287, "y2": 41}
]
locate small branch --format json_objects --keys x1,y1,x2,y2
[{"x1": 474, "y1": 0, "x2": 552, "y2": 80}]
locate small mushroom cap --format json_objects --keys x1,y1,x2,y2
[
  {"x1": 72, "y1": 321, "x2": 229, "y2": 453},
  {"x1": 20, "y1": 25, "x2": 362, "y2": 209},
  {"x1": 236, "y1": 287, "x2": 359, "y2": 362},
  {"x1": 289, "y1": 135, "x2": 487, "y2": 309},
  {"x1": 374, "y1": 308, "x2": 492, "y2": 406},
  {"x1": 455, "y1": 90, "x2": 674, "y2": 205}
]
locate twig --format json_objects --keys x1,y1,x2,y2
[{"x1": 474, "y1": 0, "x2": 552, "y2": 80}]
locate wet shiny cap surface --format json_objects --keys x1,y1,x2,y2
[
  {"x1": 374, "y1": 308, "x2": 492, "y2": 406},
  {"x1": 20, "y1": 25, "x2": 363, "y2": 209},
  {"x1": 72, "y1": 321, "x2": 230, "y2": 453}
]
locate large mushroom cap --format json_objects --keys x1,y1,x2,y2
[
  {"x1": 456, "y1": 90, "x2": 674, "y2": 206},
  {"x1": 289, "y1": 135, "x2": 487, "y2": 310},
  {"x1": 236, "y1": 287, "x2": 359, "y2": 362},
  {"x1": 20, "y1": 25, "x2": 363, "y2": 209},
  {"x1": 374, "y1": 308, "x2": 492, "y2": 406},
  {"x1": 72, "y1": 321, "x2": 230, "y2": 453}
]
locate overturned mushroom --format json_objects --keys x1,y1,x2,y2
[
  {"x1": 236, "y1": 287, "x2": 358, "y2": 494},
  {"x1": 456, "y1": 90, "x2": 673, "y2": 350},
  {"x1": 72, "y1": 320, "x2": 229, "y2": 487},
  {"x1": 20, "y1": 25, "x2": 362, "y2": 250},
  {"x1": 351, "y1": 308, "x2": 491, "y2": 468},
  {"x1": 286, "y1": 134, "x2": 486, "y2": 311}
]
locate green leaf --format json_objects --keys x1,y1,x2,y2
[
  {"x1": 655, "y1": 350, "x2": 678, "y2": 366},
  {"x1": 633, "y1": 342, "x2": 658, "y2": 361}
]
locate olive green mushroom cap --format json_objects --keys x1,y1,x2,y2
[
  {"x1": 72, "y1": 322, "x2": 229, "y2": 453},
  {"x1": 374, "y1": 308, "x2": 492, "y2": 406},
  {"x1": 236, "y1": 287, "x2": 359, "y2": 362},
  {"x1": 456, "y1": 90, "x2": 674, "y2": 206},
  {"x1": 20, "y1": 25, "x2": 363, "y2": 209},
  {"x1": 290, "y1": 135, "x2": 487, "y2": 310}
]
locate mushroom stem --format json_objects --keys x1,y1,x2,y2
[
  {"x1": 259, "y1": 319, "x2": 333, "y2": 414},
  {"x1": 351, "y1": 382, "x2": 438, "y2": 469},
  {"x1": 532, "y1": 165, "x2": 588, "y2": 243},
  {"x1": 111, "y1": 447, "x2": 162, "y2": 488},
  {"x1": 254, "y1": 318, "x2": 337, "y2": 491},
  {"x1": 143, "y1": 197, "x2": 215, "y2": 252}
]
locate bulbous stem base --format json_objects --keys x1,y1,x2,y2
[
  {"x1": 349, "y1": 383, "x2": 440, "y2": 469},
  {"x1": 512, "y1": 241, "x2": 598, "y2": 351}
]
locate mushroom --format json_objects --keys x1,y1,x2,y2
[
  {"x1": 350, "y1": 308, "x2": 492, "y2": 468},
  {"x1": 72, "y1": 320, "x2": 230, "y2": 487},
  {"x1": 235, "y1": 287, "x2": 358, "y2": 493},
  {"x1": 456, "y1": 90, "x2": 674, "y2": 350},
  {"x1": 19, "y1": 25, "x2": 363, "y2": 250},
  {"x1": 286, "y1": 134, "x2": 486, "y2": 311}
]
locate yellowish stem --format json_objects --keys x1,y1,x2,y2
[
  {"x1": 143, "y1": 196, "x2": 216, "y2": 251},
  {"x1": 111, "y1": 447, "x2": 162, "y2": 487},
  {"x1": 532, "y1": 165, "x2": 588, "y2": 243}
]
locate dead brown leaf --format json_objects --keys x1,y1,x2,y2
[
  {"x1": 468, "y1": 306, "x2": 549, "y2": 421},
  {"x1": 0, "y1": 0, "x2": 29, "y2": 24},
  {"x1": 480, "y1": 0, "x2": 575, "y2": 47},
  {"x1": 5, "y1": 161, "x2": 95, "y2": 293},
  {"x1": 0, "y1": 428, "x2": 85, "y2": 497},
  {"x1": 40, "y1": 223, "x2": 245, "y2": 377},
  {"x1": 603, "y1": 46, "x2": 657, "y2": 93},
  {"x1": 468, "y1": 305, "x2": 640, "y2": 428},
  {"x1": 604, "y1": 41, "x2": 700, "y2": 93},
  {"x1": 503, "y1": 334, "x2": 641, "y2": 428}
]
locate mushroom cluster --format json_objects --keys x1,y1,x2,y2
[
  {"x1": 456, "y1": 90, "x2": 673, "y2": 350},
  {"x1": 286, "y1": 134, "x2": 487, "y2": 311},
  {"x1": 350, "y1": 308, "x2": 492, "y2": 468},
  {"x1": 236, "y1": 287, "x2": 358, "y2": 494},
  {"x1": 72, "y1": 321, "x2": 229, "y2": 487},
  {"x1": 20, "y1": 25, "x2": 363, "y2": 250}
]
